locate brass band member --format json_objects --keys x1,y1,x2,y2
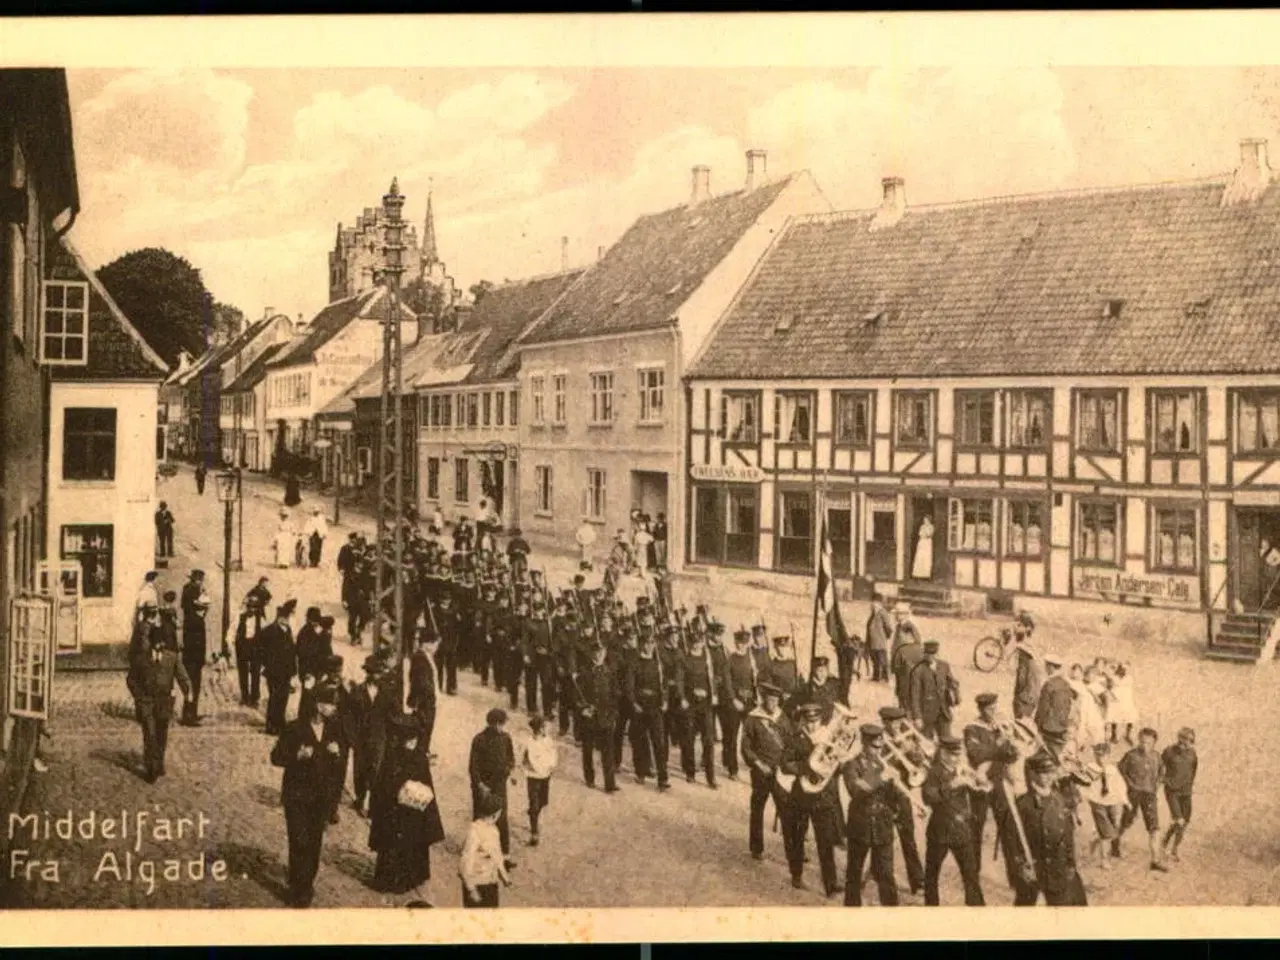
[
  {"x1": 841, "y1": 724, "x2": 900, "y2": 907},
  {"x1": 878, "y1": 705, "x2": 925, "y2": 895},
  {"x1": 741, "y1": 681, "x2": 792, "y2": 861},
  {"x1": 962, "y1": 692, "x2": 1021, "y2": 876},
  {"x1": 920, "y1": 736, "x2": 986, "y2": 906},
  {"x1": 1014, "y1": 752, "x2": 1088, "y2": 906},
  {"x1": 786, "y1": 701, "x2": 843, "y2": 897}
]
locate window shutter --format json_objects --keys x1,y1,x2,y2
[
  {"x1": 719, "y1": 394, "x2": 727, "y2": 437},
  {"x1": 774, "y1": 395, "x2": 780, "y2": 440}
]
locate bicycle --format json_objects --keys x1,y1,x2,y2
[{"x1": 972, "y1": 610, "x2": 1037, "y2": 673}]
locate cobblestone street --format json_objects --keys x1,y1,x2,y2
[{"x1": 4, "y1": 464, "x2": 1279, "y2": 908}]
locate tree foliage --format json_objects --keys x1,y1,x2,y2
[
  {"x1": 469, "y1": 279, "x2": 495, "y2": 306},
  {"x1": 97, "y1": 247, "x2": 241, "y2": 367}
]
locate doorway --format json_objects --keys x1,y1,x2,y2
[
  {"x1": 826, "y1": 504, "x2": 852, "y2": 578},
  {"x1": 1236, "y1": 508, "x2": 1280, "y2": 612},
  {"x1": 865, "y1": 496, "x2": 897, "y2": 581},
  {"x1": 908, "y1": 494, "x2": 949, "y2": 583},
  {"x1": 631, "y1": 471, "x2": 669, "y2": 523},
  {"x1": 695, "y1": 486, "x2": 723, "y2": 564}
]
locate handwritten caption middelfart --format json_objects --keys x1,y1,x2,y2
[{"x1": 9, "y1": 809, "x2": 230, "y2": 895}]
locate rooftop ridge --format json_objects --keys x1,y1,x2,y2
[
  {"x1": 793, "y1": 172, "x2": 1235, "y2": 227},
  {"x1": 633, "y1": 171, "x2": 798, "y2": 225},
  {"x1": 488, "y1": 264, "x2": 587, "y2": 290}
]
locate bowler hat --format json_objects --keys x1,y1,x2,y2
[{"x1": 878, "y1": 705, "x2": 906, "y2": 721}]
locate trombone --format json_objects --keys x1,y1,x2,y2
[{"x1": 900, "y1": 724, "x2": 938, "y2": 761}]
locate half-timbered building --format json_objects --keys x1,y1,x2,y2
[{"x1": 687, "y1": 140, "x2": 1280, "y2": 657}]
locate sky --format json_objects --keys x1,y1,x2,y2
[{"x1": 64, "y1": 65, "x2": 1280, "y2": 323}]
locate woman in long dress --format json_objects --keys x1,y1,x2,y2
[
  {"x1": 910, "y1": 516, "x2": 934, "y2": 580},
  {"x1": 368, "y1": 712, "x2": 445, "y2": 902},
  {"x1": 274, "y1": 511, "x2": 295, "y2": 569}
]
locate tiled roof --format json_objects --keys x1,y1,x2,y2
[
  {"x1": 457, "y1": 268, "x2": 584, "y2": 382},
  {"x1": 270, "y1": 287, "x2": 415, "y2": 370},
  {"x1": 225, "y1": 341, "x2": 288, "y2": 393},
  {"x1": 690, "y1": 176, "x2": 1280, "y2": 380},
  {"x1": 520, "y1": 178, "x2": 795, "y2": 345},
  {"x1": 49, "y1": 239, "x2": 168, "y2": 382}
]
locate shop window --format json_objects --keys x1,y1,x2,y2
[
  {"x1": 60, "y1": 524, "x2": 113, "y2": 599},
  {"x1": 1151, "y1": 390, "x2": 1199, "y2": 454},
  {"x1": 834, "y1": 391, "x2": 872, "y2": 447},
  {"x1": 1077, "y1": 500, "x2": 1122, "y2": 565},
  {"x1": 777, "y1": 392, "x2": 813, "y2": 445},
  {"x1": 62, "y1": 408, "x2": 117, "y2": 482},
  {"x1": 1007, "y1": 390, "x2": 1051, "y2": 448},
  {"x1": 1077, "y1": 389, "x2": 1123, "y2": 453},
  {"x1": 1152, "y1": 506, "x2": 1198, "y2": 572},
  {"x1": 955, "y1": 390, "x2": 997, "y2": 448},
  {"x1": 1006, "y1": 500, "x2": 1045, "y2": 558},
  {"x1": 947, "y1": 498, "x2": 995, "y2": 554},
  {"x1": 455, "y1": 458, "x2": 470, "y2": 503},
  {"x1": 776, "y1": 490, "x2": 814, "y2": 572},
  {"x1": 722, "y1": 392, "x2": 758, "y2": 444},
  {"x1": 8, "y1": 597, "x2": 53, "y2": 720},
  {"x1": 535, "y1": 465, "x2": 553, "y2": 514},
  {"x1": 1236, "y1": 389, "x2": 1280, "y2": 453},
  {"x1": 725, "y1": 488, "x2": 759, "y2": 566},
  {"x1": 894, "y1": 391, "x2": 933, "y2": 448}
]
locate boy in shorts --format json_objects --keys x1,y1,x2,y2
[
  {"x1": 1161, "y1": 727, "x2": 1198, "y2": 863},
  {"x1": 1117, "y1": 727, "x2": 1167, "y2": 872},
  {"x1": 1083, "y1": 741, "x2": 1126, "y2": 870}
]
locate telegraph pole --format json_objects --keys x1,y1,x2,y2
[{"x1": 373, "y1": 177, "x2": 409, "y2": 708}]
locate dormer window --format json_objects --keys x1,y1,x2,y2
[
  {"x1": 41, "y1": 280, "x2": 89, "y2": 366},
  {"x1": 863, "y1": 309, "x2": 887, "y2": 327},
  {"x1": 1104, "y1": 299, "x2": 1125, "y2": 321},
  {"x1": 773, "y1": 314, "x2": 793, "y2": 334},
  {"x1": 1185, "y1": 298, "x2": 1211, "y2": 321}
]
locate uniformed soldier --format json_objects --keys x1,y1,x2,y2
[
  {"x1": 503, "y1": 598, "x2": 527, "y2": 711},
  {"x1": 842, "y1": 724, "x2": 901, "y2": 906},
  {"x1": 740, "y1": 681, "x2": 794, "y2": 863},
  {"x1": 920, "y1": 736, "x2": 986, "y2": 906},
  {"x1": 1013, "y1": 753, "x2": 1088, "y2": 906},
  {"x1": 627, "y1": 629, "x2": 672, "y2": 791},
  {"x1": 523, "y1": 599, "x2": 556, "y2": 720},
  {"x1": 878, "y1": 705, "x2": 926, "y2": 895},
  {"x1": 786, "y1": 701, "x2": 843, "y2": 896},
  {"x1": 963, "y1": 692, "x2": 1021, "y2": 877},
  {"x1": 659, "y1": 623, "x2": 687, "y2": 756},
  {"x1": 126, "y1": 602, "x2": 192, "y2": 782},
  {"x1": 578, "y1": 638, "x2": 622, "y2": 793},
  {"x1": 723, "y1": 628, "x2": 759, "y2": 782},
  {"x1": 767, "y1": 636, "x2": 801, "y2": 705},
  {"x1": 680, "y1": 630, "x2": 721, "y2": 789},
  {"x1": 432, "y1": 590, "x2": 460, "y2": 695},
  {"x1": 552, "y1": 597, "x2": 580, "y2": 738},
  {"x1": 611, "y1": 613, "x2": 639, "y2": 777}
]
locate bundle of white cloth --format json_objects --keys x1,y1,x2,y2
[{"x1": 397, "y1": 780, "x2": 435, "y2": 811}]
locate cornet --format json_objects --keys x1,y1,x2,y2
[
  {"x1": 901, "y1": 724, "x2": 938, "y2": 761},
  {"x1": 880, "y1": 738, "x2": 927, "y2": 789}
]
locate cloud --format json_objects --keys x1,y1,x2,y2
[{"x1": 747, "y1": 67, "x2": 1075, "y2": 208}]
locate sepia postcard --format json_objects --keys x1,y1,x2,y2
[{"x1": 3, "y1": 9, "x2": 1280, "y2": 946}]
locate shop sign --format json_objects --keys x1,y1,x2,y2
[
  {"x1": 690, "y1": 463, "x2": 765, "y2": 484},
  {"x1": 1073, "y1": 566, "x2": 1197, "y2": 604}
]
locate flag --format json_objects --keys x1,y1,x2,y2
[{"x1": 815, "y1": 516, "x2": 850, "y2": 655}]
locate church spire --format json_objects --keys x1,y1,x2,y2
[{"x1": 422, "y1": 177, "x2": 439, "y2": 266}]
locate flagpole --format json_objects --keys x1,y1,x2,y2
[{"x1": 809, "y1": 469, "x2": 827, "y2": 683}]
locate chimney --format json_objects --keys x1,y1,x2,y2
[
  {"x1": 597, "y1": 245, "x2": 605, "y2": 262},
  {"x1": 869, "y1": 176, "x2": 907, "y2": 232},
  {"x1": 561, "y1": 236, "x2": 569, "y2": 272},
  {"x1": 690, "y1": 165, "x2": 711, "y2": 205},
  {"x1": 746, "y1": 149, "x2": 768, "y2": 191},
  {"x1": 1223, "y1": 138, "x2": 1274, "y2": 207}
]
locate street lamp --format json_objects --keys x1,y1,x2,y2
[
  {"x1": 233, "y1": 466, "x2": 244, "y2": 571},
  {"x1": 214, "y1": 469, "x2": 239, "y2": 649}
]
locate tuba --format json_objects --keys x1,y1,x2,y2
[{"x1": 801, "y1": 704, "x2": 860, "y2": 794}]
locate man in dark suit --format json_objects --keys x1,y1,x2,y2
[
  {"x1": 891, "y1": 630, "x2": 924, "y2": 712},
  {"x1": 351, "y1": 654, "x2": 394, "y2": 816},
  {"x1": 1034, "y1": 654, "x2": 1076, "y2": 745},
  {"x1": 126, "y1": 603, "x2": 192, "y2": 782},
  {"x1": 579, "y1": 639, "x2": 623, "y2": 794},
  {"x1": 920, "y1": 736, "x2": 985, "y2": 906},
  {"x1": 179, "y1": 572, "x2": 209, "y2": 726},
  {"x1": 865, "y1": 593, "x2": 893, "y2": 683},
  {"x1": 259, "y1": 600, "x2": 298, "y2": 735},
  {"x1": 908, "y1": 640, "x2": 958, "y2": 741},
  {"x1": 1014, "y1": 752, "x2": 1088, "y2": 906},
  {"x1": 469, "y1": 707, "x2": 517, "y2": 868},
  {"x1": 236, "y1": 577, "x2": 271, "y2": 707},
  {"x1": 408, "y1": 634, "x2": 439, "y2": 753}
]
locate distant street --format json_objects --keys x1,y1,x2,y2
[{"x1": 5, "y1": 464, "x2": 1279, "y2": 908}]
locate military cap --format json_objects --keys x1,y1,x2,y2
[
  {"x1": 662, "y1": 624, "x2": 680, "y2": 635},
  {"x1": 923, "y1": 640, "x2": 940, "y2": 653},
  {"x1": 1027, "y1": 752, "x2": 1058, "y2": 774},
  {"x1": 773, "y1": 635, "x2": 792, "y2": 646},
  {"x1": 1043, "y1": 653, "x2": 1064, "y2": 667},
  {"x1": 362, "y1": 655, "x2": 385, "y2": 674},
  {"x1": 733, "y1": 628, "x2": 750, "y2": 642},
  {"x1": 939, "y1": 736, "x2": 963, "y2": 753},
  {"x1": 314, "y1": 684, "x2": 339, "y2": 705},
  {"x1": 758, "y1": 680, "x2": 783, "y2": 697},
  {"x1": 141, "y1": 601, "x2": 159, "y2": 613},
  {"x1": 812, "y1": 656, "x2": 829, "y2": 668},
  {"x1": 707, "y1": 620, "x2": 726, "y2": 635},
  {"x1": 191, "y1": 569, "x2": 205, "y2": 578},
  {"x1": 795, "y1": 702, "x2": 823, "y2": 720},
  {"x1": 878, "y1": 705, "x2": 906, "y2": 721},
  {"x1": 976, "y1": 692, "x2": 998, "y2": 708},
  {"x1": 305, "y1": 606, "x2": 323, "y2": 623},
  {"x1": 860, "y1": 724, "x2": 884, "y2": 740}
]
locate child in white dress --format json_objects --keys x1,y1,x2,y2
[{"x1": 1105, "y1": 662, "x2": 1138, "y2": 746}]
